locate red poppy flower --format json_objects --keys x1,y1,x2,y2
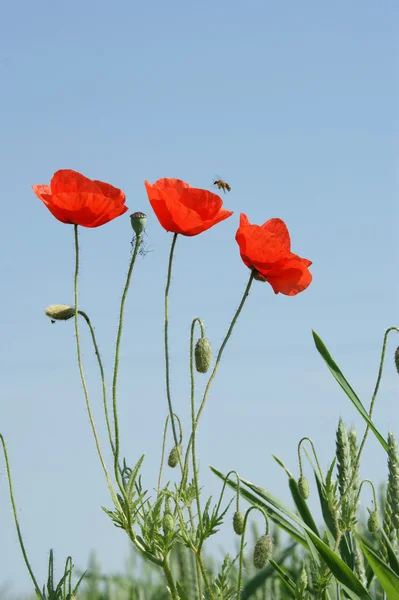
[
  {"x1": 236, "y1": 214, "x2": 312, "y2": 296},
  {"x1": 32, "y1": 169, "x2": 128, "y2": 227},
  {"x1": 144, "y1": 178, "x2": 233, "y2": 236}
]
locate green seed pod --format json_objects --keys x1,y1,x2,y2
[
  {"x1": 298, "y1": 476, "x2": 310, "y2": 500},
  {"x1": 130, "y1": 212, "x2": 147, "y2": 235},
  {"x1": 167, "y1": 444, "x2": 181, "y2": 468},
  {"x1": 45, "y1": 304, "x2": 75, "y2": 321},
  {"x1": 253, "y1": 535, "x2": 273, "y2": 569},
  {"x1": 195, "y1": 337, "x2": 212, "y2": 373},
  {"x1": 232, "y1": 510, "x2": 245, "y2": 535},
  {"x1": 163, "y1": 510, "x2": 174, "y2": 534},
  {"x1": 368, "y1": 510, "x2": 380, "y2": 532},
  {"x1": 395, "y1": 347, "x2": 399, "y2": 375}
]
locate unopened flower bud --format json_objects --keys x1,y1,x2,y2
[
  {"x1": 367, "y1": 510, "x2": 380, "y2": 532},
  {"x1": 298, "y1": 476, "x2": 310, "y2": 500},
  {"x1": 395, "y1": 347, "x2": 399, "y2": 375},
  {"x1": 45, "y1": 305, "x2": 75, "y2": 321},
  {"x1": 195, "y1": 337, "x2": 212, "y2": 373},
  {"x1": 253, "y1": 535, "x2": 273, "y2": 569},
  {"x1": 130, "y1": 212, "x2": 147, "y2": 235},
  {"x1": 163, "y1": 510, "x2": 174, "y2": 534},
  {"x1": 233, "y1": 510, "x2": 245, "y2": 535},
  {"x1": 167, "y1": 445, "x2": 181, "y2": 468}
]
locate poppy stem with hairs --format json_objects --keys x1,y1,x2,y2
[
  {"x1": 164, "y1": 233, "x2": 181, "y2": 456},
  {"x1": 78, "y1": 310, "x2": 115, "y2": 456},
  {"x1": 190, "y1": 318, "x2": 206, "y2": 536},
  {"x1": 73, "y1": 225, "x2": 121, "y2": 510},
  {"x1": 112, "y1": 232, "x2": 143, "y2": 491},
  {"x1": 0, "y1": 434, "x2": 43, "y2": 600},
  {"x1": 182, "y1": 270, "x2": 255, "y2": 482}
]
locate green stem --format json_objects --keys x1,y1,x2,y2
[
  {"x1": 78, "y1": 310, "x2": 114, "y2": 455},
  {"x1": 164, "y1": 233, "x2": 181, "y2": 454},
  {"x1": 354, "y1": 478, "x2": 379, "y2": 511},
  {"x1": 73, "y1": 226, "x2": 120, "y2": 509},
  {"x1": 215, "y1": 470, "x2": 241, "y2": 516},
  {"x1": 0, "y1": 435, "x2": 43, "y2": 600},
  {"x1": 183, "y1": 271, "x2": 255, "y2": 479},
  {"x1": 337, "y1": 326, "x2": 399, "y2": 509},
  {"x1": 236, "y1": 506, "x2": 269, "y2": 599},
  {"x1": 157, "y1": 412, "x2": 183, "y2": 493},
  {"x1": 112, "y1": 233, "x2": 142, "y2": 491},
  {"x1": 297, "y1": 437, "x2": 324, "y2": 483},
  {"x1": 163, "y1": 555, "x2": 179, "y2": 600},
  {"x1": 190, "y1": 318, "x2": 206, "y2": 535}
]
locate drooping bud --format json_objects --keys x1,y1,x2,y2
[
  {"x1": 45, "y1": 305, "x2": 75, "y2": 321},
  {"x1": 163, "y1": 510, "x2": 174, "y2": 534},
  {"x1": 195, "y1": 337, "x2": 212, "y2": 373},
  {"x1": 395, "y1": 347, "x2": 399, "y2": 375},
  {"x1": 130, "y1": 212, "x2": 147, "y2": 235},
  {"x1": 167, "y1": 445, "x2": 181, "y2": 468},
  {"x1": 367, "y1": 510, "x2": 380, "y2": 533},
  {"x1": 298, "y1": 476, "x2": 310, "y2": 500},
  {"x1": 253, "y1": 535, "x2": 273, "y2": 569},
  {"x1": 232, "y1": 510, "x2": 245, "y2": 535}
]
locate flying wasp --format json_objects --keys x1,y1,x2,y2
[{"x1": 212, "y1": 179, "x2": 231, "y2": 193}]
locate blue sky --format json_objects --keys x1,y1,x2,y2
[{"x1": 0, "y1": 0, "x2": 397, "y2": 596}]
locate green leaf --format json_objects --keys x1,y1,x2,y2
[
  {"x1": 306, "y1": 530, "x2": 372, "y2": 600},
  {"x1": 312, "y1": 331, "x2": 388, "y2": 452},
  {"x1": 356, "y1": 534, "x2": 399, "y2": 600},
  {"x1": 126, "y1": 454, "x2": 145, "y2": 500},
  {"x1": 269, "y1": 559, "x2": 297, "y2": 598},
  {"x1": 288, "y1": 477, "x2": 320, "y2": 536},
  {"x1": 210, "y1": 467, "x2": 307, "y2": 548}
]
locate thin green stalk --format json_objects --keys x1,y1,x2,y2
[
  {"x1": 78, "y1": 310, "x2": 114, "y2": 455},
  {"x1": 162, "y1": 555, "x2": 179, "y2": 600},
  {"x1": 112, "y1": 232, "x2": 142, "y2": 491},
  {"x1": 164, "y1": 233, "x2": 181, "y2": 454},
  {"x1": 297, "y1": 437, "x2": 324, "y2": 483},
  {"x1": 73, "y1": 226, "x2": 120, "y2": 509},
  {"x1": 183, "y1": 271, "x2": 255, "y2": 478},
  {"x1": 190, "y1": 318, "x2": 206, "y2": 535},
  {"x1": 337, "y1": 326, "x2": 399, "y2": 509},
  {"x1": 236, "y1": 505, "x2": 269, "y2": 599},
  {"x1": 157, "y1": 412, "x2": 183, "y2": 493},
  {"x1": 0, "y1": 435, "x2": 43, "y2": 600}
]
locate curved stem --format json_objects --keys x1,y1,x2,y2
[
  {"x1": 72, "y1": 226, "x2": 120, "y2": 509},
  {"x1": 236, "y1": 505, "x2": 269, "y2": 598},
  {"x1": 78, "y1": 310, "x2": 114, "y2": 455},
  {"x1": 354, "y1": 478, "x2": 378, "y2": 511},
  {"x1": 297, "y1": 437, "x2": 324, "y2": 483},
  {"x1": 164, "y1": 234, "x2": 181, "y2": 455},
  {"x1": 112, "y1": 233, "x2": 142, "y2": 491},
  {"x1": 0, "y1": 435, "x2": 43, "y2": 600},
  {"x1": 215, "y1": 470, "x2": 241, "y2": 515},
  {"x1": 337, "y1": 326, "x2": 399, "y2": 509},
  {"x1": 183, "y1": 271, "x2": 255, "y2": 479}
]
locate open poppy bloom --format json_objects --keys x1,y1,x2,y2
[
  {"x1": 144, "y1": 178, "x2": 233, "y2": 236},
  {"x1": 32, "y1": 169, "x2": 128, "y2": 227},
  {"x1": 236, "y1": 214, "x2": 312, "y2": 296}
]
